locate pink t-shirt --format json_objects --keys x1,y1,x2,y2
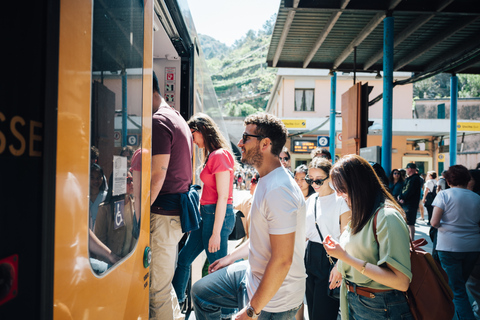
[{"x1": 200, "y1": 149, "x2": 234, "y2": 205}]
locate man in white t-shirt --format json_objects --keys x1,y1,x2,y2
[{"x1": 191, "y1": 113, "x2": 306, "y2": 320}]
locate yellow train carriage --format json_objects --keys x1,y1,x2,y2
[{"x1": 1, "y1": 0, "x2": 220, "y2": 318}]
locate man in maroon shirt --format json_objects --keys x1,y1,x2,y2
[{"x1": 149, "y1": 72, "x2": 193, "y2": 320}]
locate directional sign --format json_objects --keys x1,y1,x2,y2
[
  {"x1": 127, "y1": 134, "x2": 138, "y2": 146},
  {"x1": 317, "y1": 136, "x2": 330, "y2": 147}
]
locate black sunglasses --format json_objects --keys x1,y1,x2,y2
[
  {"x1": 242, "y1": 132, "x2": 265, "y2": 142},
  {"x1": 279, "y1": 157, "x2": 290, "y2": 161},
  {"x1": 305, "y1": 176, "x2": 329, "y2": 186},
  {"x1": 127, "y1": 177, "x2": 133, "y2": 184}
]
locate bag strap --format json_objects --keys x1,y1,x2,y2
[{"x1": 314, "y1": 195, "x2": 324, "y2": 242}]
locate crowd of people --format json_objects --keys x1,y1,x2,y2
[{"x1": 87, "y1": 71, "x2": 480, "y2": 320}]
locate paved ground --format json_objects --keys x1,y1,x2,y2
[{"x1": 188, "y1": 191, "x2": 434, "y2": 320}]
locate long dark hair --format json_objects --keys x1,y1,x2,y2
[
  {"x1": 330, "y1": 155, "x2": 403, "y2": 235},
  {"x1": 188, "y1": 113, "x2": 237, "y2": 168},
  {"x1": 91, "y1": 163, "x2": 107, "y2": 191}
]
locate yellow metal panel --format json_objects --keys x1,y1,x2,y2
[
  {"x1": 281, "y1": 119, "x2": 307, "y2": 128},
  {"x1": 54, "y1": 0, "x2": 152, "y2": 318},
  {"x1": 457, "y1": 122, "x2": 480, "y2": 132}
]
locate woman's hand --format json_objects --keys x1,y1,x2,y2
[
  {"x1": 329, "y1": 264, "x2": 342, "y2": 289},
  {"x1": 208, "y1": 233, "x2": 221, "y2": 253},
  {"x1": 323, "y1": 235, "x2": 346, "y2": 261}
]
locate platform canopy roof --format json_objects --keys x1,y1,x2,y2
[{"x1": 267, "y1": 0, "x2": 480, "y2": 83}]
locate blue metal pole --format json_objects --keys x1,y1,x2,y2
[
  {"x1": 381, "y1": 16, "x2": 394, "y2": 174},
  {"x1": 122, "y1": 69, "x2": 128, "y2": 147},
  {"x1": 450, "y1": 75, "x2": 458, "y2": 166},
  {"x1": 330, "y1": 72, "x2": 337, "y2": 163}
]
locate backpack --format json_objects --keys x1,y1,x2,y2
[
  {"x1": 425, "y1": 181, "x2": 437, "y2": 207},
  {"x1": 373, "y1": 211, "x2": 454, "y2": 320}
]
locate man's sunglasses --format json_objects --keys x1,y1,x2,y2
[
  {"x1": 280, "y1": 157, "x2": 289, "y2": 161},
  {"x1": 242, "y1": 132, "x2": 265, "y2": 142},
  {"x1": 305, "y1": 176, "x2": 329, "y2": 186}
]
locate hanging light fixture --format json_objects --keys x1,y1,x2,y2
[{"x1": 375, "y1": 70, "x2": 382, "y2": 79}]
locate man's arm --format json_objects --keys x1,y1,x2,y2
[
  {"x1": 240, "y1": 232, "x2": 295, "y2": 317},
  {"x1": 151, "y1": 154, "x2": 170, "y2": 205}
]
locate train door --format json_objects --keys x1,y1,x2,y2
[{"x1": 52, "y1": 0, "x2": 153, "y2": 318}]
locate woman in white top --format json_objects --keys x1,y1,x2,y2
[
  {"x1": 422, "y1": 170, "x2": 437, "y2": 224},
  {"x1": 304, "y1": 157, "x2": 351, "y2": 320}
]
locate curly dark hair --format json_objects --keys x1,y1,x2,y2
[
  {"x1": 444, "y1": 165, "x2": 471, "y2": 187},
  {"x1": 244, "y1": 113, "x2": 288, "y2": 156}
]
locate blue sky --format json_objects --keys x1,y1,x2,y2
[{"x1": 187, "y1": 0, "x2": 281, "y2": 46}]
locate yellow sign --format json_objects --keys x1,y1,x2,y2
[
  {"x1": 457, "y1": 122, "x2": 480, "y2": 132},
  {"x1": 282, "y1": 119, "x2": 306, "y2": 128},
  {"x1": 437, "y1": 154, "x2": 445, "y2": 162}
]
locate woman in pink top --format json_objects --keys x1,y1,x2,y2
[{"x1": 173, "y1": 113, "x2": 237, "y2": 308}]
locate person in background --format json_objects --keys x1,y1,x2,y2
[
  {"x1": 120, "y1": 145, "x2": 135, "y2": 168},
  {"x1": 422, "y1": 171, "x2": 437, "y2": 224},
  {"x1": 89, "y1": 163, "x2": 108, "y2": 230},
  {"x1": 398, "y1": 163, "x2": 422, "y2": 240},
  {"x1": 437, "y1": 170, "x2": 449, "y2": 194},
  {"x1": 279, "y1": 146, "x2": 294, "y2": 177},
  {"x1": 191, "y1": 113, "x2": 306, "y2": 320},
  {"x1": 324, "y1": 155, "x2": 413, "y2": 320},
  {"x1": 149, "y1": 71, "x2": 193, "y2": 320},
  {"x1": 173, "y1": 113, "x2": 236, "y2": 318},
  {"x1": 467, "y1": 169, "x2": 480, "y2": 319},
  {"x1": 235, "y1": 172, "x2": 260, "y2": 242},
  {"x1": 304, "y1": 157, "x2": 351, "y2": 320},
  {"x1": 431, "y1": 165, "x2": 480, "y2": 320},
  {"x1": 310, "y1": 147, "x2": 332, "y2": 162},
  {"x1": 418, "y1": 172, "x2": 426, "y2": 221},
  {"x1": 294, "y1": 164, "x2": 316, "y2": 200},
  {"x1": 388, "y1": 169, "x2": 404, "y2": 201}
]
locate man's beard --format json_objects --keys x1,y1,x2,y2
[{"x1": 241, "y1": 144, "x2": 263, "y2": 167}]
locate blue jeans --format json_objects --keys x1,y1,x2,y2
[
  {"x1": 347, "y1": 287, "x2": 413, "y2": 320},
  {"x1": 192, "y1": 261, "x2": 301, "y2": 320},
  {"x1": 438, "y1": 251, "x2": 480, "y2": 320},
  {"x1": 173, "y1": 204, "x2": 234, "y2": 303}
]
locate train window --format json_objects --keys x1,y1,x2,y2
[{"x1": 88, "y1": 0, "x2": 144, "y2": 274}]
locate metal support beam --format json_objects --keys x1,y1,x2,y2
[
  {"x1": 332, "y1": 12, "x2": 385, "y2": 70},
  {"x1": 394, "y1": 16, "x2": 480, "y2": 71},
  {"x1": 364, "y1": 0, "x2": 454, "y2": 70},
  {"x1": 303, "y1": 0, "x2": 350, "y2": 68},
  {"x1": 450, "y1": 75, "x2": 458, "y2": 166},
  {"x1": 330, "y1": 72, "x2": 337, "y2": 163},
  {"x1": 122, "y1": 69, "x2": 128, "y2": 147},
  {"x1": 272, "y1": 0, "x2": 300, "y2": 67},
  {"x1": 381, "y1": 16, "x2": 394, "y2": 174}
]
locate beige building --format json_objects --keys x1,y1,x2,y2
[{"x1": 266, "y1": 69, "x2": 480, "y2": 173}]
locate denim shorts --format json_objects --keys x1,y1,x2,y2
[{"x1": 347, "y1": 288, "x2": 413, "y2": 320}]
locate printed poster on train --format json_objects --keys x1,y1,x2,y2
[
  {"x1": 165, "y1": 67, "x2": 175, "y2": 108},
  {"x1": 112, "y1": 155, "x2": 127, "y2": 196}
]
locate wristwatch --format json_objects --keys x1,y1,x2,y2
[{"x1": 246, "y1": 303, "x2": 261, "y2": 319}]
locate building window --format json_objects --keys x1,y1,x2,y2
[{"x1": 295, "y1": 89, "x2": 314, "y2": 111}]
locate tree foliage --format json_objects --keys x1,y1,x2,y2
[
  {"x1": 413, "y1": 73, "x2": 480, "y2": 99},
  {"x1": 198, "y1": 14, "x2": 278, "y2": 117}
]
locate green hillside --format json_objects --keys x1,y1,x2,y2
[{"x1": 199, "y1": 15, "x2": 277, "y2": 117}]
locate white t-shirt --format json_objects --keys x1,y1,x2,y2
[
  {"x1": 432, "y1": 187, "x2": 480, "y2": 252},
  {"x1": 424, "y1": 179, "x2": 436, "y2": 194},
  {"x1": 305, "y1": 193, "x2": 350, "y2": 243},
  {"x1": 246, "y1": 166, "x2": 306, "y2": 312}
]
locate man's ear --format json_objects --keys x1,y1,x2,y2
[{"x1": 261, "y1": 138, "x2": 272, "y2": 152}]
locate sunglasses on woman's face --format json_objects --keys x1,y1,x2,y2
[
  {"x1": 305, "y1": 176, "x2": 328, "y2": 186},
  {"x1": 393, "y1": 172, "x2": 400, "y2": 175},
  {"x1": 280, "y1": 157, "x2": 289, "y2": 161},
  {"x1": 127, "y1": 177, "x2": 133, "y2": 184}
]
